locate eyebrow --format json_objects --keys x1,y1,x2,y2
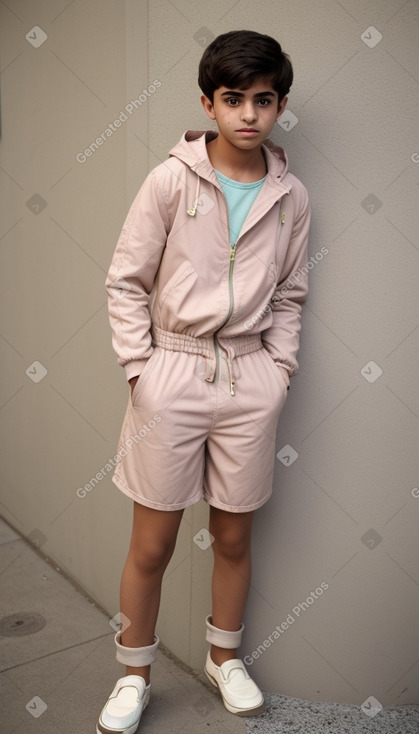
[{"x1": 220, "y1": 90, "x2": 276, "y2": 98}]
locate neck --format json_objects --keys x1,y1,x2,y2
[{"x1": 206, "y1": 133, "x2": 267, "y2": 182}]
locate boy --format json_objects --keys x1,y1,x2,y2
[{"x1": 97, "y1": 29, "x2": 310, "y2": 734}]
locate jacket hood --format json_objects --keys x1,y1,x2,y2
[{"x1": 168, "y1": 130, "x2": 289, "y2": 183}]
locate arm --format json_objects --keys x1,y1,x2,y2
[
  {"x1": 105, "y1": 169, "x2": 170, "y2": 382},
  {"x1": 262, "y1": 185, "x2": 311, "y2": 376}
]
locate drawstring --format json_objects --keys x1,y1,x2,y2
[
  {"x1": 223, "y1": 345, "x2": 236, "y2": 396},
  {"x1": 227, "y1": 352, "x2": 235, "y2": 396},
  {"x1": 186, "y1": 175, "x2": 201, "y2": 216}
]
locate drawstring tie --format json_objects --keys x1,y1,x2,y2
[{"x1": 186, "y1": 175, "x2": 201, "y2": 216}]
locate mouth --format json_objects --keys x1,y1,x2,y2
[{"x1": 236, "y1": 128, "x2": 259, "y2": 133}]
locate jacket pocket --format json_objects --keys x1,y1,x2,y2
[{"x1": 159, "y1": 261, "x2": 197, "y2": 307}]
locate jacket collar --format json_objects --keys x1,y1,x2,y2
[{"x1": 169, "y1": 130, "x2": 292, "y2": 195}]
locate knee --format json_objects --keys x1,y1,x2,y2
[
  {"x1": 212, "y1": 530, "x2": 250, "y2": 563},
  {"x1": 130, "y1": 537, "x2": 175, "y2": 575}
]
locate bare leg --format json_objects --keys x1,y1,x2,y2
[
  {"x1": 120, "y1": 502, "x2": 184, "y2": 684},
  {"x1": 208, "y1": 506, "x2": 254, "y2": 666}
]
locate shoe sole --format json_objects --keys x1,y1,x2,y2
[
  {"x1": 204, "y1": 667, "x2": 266, "y2": 717},
  {"x1": 96, "y1": 724, "x2": 139, "y2": 734},
  {"x1": 96, "y1": 696, "x2": 149, "y2": 734},
  {"x1": 96, "y1": 720, "x2": 142, "y2": 734}
]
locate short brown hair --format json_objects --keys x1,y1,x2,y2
[{"x1": 198, "y1": 30, "x2": 293, "y2": 105}]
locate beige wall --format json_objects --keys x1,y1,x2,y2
[{"x1": 1, "y1": 0, "x2": 418, "y2": 706}]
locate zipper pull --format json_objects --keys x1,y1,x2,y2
[
  {"x1": 230, "y1": 247, "x2": 236, "y2": 261},
  {"x1": 230, "y1": 378, "x2": 235, "y2": 396},
  {"x1": 281, "y1": 211, "x2": 286, "y2": 224}
]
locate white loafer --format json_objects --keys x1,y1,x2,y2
[
  {"x1": 204, "y1": 651, "x2": 265, "y2": 716},
  {"x1": 96, "y1": 675, "x2": 150, "y2": 734}
]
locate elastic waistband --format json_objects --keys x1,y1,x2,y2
[{"x1": 151, "y1": 325, "x2": 262, "y2": 391}]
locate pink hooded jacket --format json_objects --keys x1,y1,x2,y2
[{"x1": 106, "y1": 130, "x2": 310, "y2": 383}]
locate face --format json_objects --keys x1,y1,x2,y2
[{"x1": 201, "y1": 79, "x2": 287, "y2": 150}]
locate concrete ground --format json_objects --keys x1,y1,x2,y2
[{"x1": 1, "y1": 516, "x2": 418, "y2": 734}]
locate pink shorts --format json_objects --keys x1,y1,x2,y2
[{"x1": 112, "y1": 336, "x2": 289, "y2": 513}]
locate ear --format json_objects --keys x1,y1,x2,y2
[
  {"x1": 276, "y1": 96, "x2": 288, "y2": 122},
  {"x1": 201, "y1": 94, "x2": 216, "y2": 121}
]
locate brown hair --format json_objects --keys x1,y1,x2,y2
[{"x1": 198, "y1": 30, "x2": 293, "y2": 106}]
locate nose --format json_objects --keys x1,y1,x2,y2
[{"x1": 241, "y1": 101, "x2": 257, "y2": 123}]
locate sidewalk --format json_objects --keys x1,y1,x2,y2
[{"x1": 0, "y1": 517, "x2": 244, "y2": 734}]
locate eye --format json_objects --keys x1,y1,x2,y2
[
  {"x1": 225, "y1": 98, "x2": 239, "y2": 106},
  {"x1": 257, "y1": 98, "x2": 272, "y2": 107}
]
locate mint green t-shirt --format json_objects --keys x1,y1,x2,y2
[{"x1": 214, "y1": 169, "x2": 266, "y2": 246}]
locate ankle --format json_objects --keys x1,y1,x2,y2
[
  {"x1": 125, "y1": 665, "x2": 151, "y2": 686},
  {"x1": 115, "y1": 630, "x2": 159, "y2": 676},
  {"x1": 210, "y1": 644, "x2": 237, "y2": 667},
  {"x1": 205, "y1": 615, "x2": 244, "y2": 667}
]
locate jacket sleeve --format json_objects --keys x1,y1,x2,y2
[
  {"x1": 105, "y1": 169, "x2": 170, "y2": 381},
  {"x1": 262, "y1": 184, "x2": 311, "y2": 376}
]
